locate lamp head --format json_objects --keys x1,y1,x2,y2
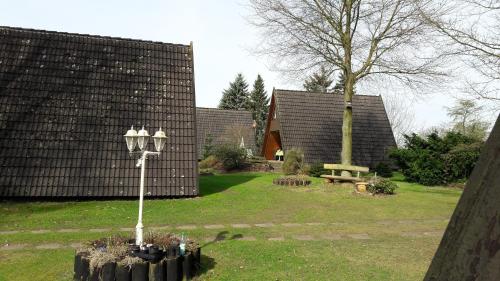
[
  {"x1": 124, "y1": 126, "x2": 138, "y2": 152},
  {"x1": 137, "y1": 126, "x2": 150, "y2": 150},
  {"x1": 152, "y1": 127, "x2": 168, "y2": 152}
]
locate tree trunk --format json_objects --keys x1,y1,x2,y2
[
  {"x1": 341, "y1": 0, "x2": 354, "y2": 177},
  {"x1": 341, "y1": 73, "x2": 355, "y2": 176},
  {"x1": 424, "y1": 115, "x2": 500, "y2": 281}
]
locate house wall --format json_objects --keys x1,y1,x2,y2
[{"x1": 262, "y1": 95, "x2": 283, "y2": 160}]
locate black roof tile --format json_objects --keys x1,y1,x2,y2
[
  {"x1": 0, "y1": 26, "x2": 198, "y2": 197},
  {"x1": 196, "y1": 108, "x2": 256, "y2": 158},
  {"x1": 272, "y1": 89, "x2": 396, "y2": 167}
]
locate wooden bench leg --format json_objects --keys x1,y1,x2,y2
[{"x1": 324, "y1": 178, "x2": 333, "y2": 184}]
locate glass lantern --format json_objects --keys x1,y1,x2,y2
[
  {"x1": 137, "y1": 126, "x2": 150, "y2": 150},
  {"x1": 152, "y1": 128, "x2": 167, "y2": 152},
  {"x1": 124, "y1": 126, "x2": 138, "y2": 152}
]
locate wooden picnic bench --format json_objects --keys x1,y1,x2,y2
[{"x1": 320, "y1": 164, "x2": 369, "y2": 183}]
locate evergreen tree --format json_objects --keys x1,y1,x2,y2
[
  {"x1": 332, "y1": 73, "x2": 345, "y2": 95},
  {"x1": 248, "y1": 75, "x2": 269, "y2": 150},
  {"x1": 219, "y1": 73, "x2": 250, "y2": 110},
  {"x1": 332, "y1": 72, "x2": 355, "y2": 95},
  {"x1": 303, "y1": 66, "x2": 333, "y2": 93}
]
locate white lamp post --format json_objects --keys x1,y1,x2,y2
[{"x1": 124, "y1": 125, "x2": 167, "y2": 246}]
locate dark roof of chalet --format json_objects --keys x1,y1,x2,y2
[
  {"x1": 273, "y1": 89, "x2": 396, "y2": 167},
  {"x1": 0, "y1": 26, "x2": 198, "y2": 197},
  {"x1": 196, "y1": 107, "x2": 256, "y2": 158}
]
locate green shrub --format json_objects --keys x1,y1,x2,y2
[
  {"x1": 374, "y1": 162, "x2": 393, "y2": 178},
  {"x1": 390, "y1": 131, "x2": 483, "y2": 185},
  {"x1": 214, "y1": 144, "x2": 247, "y2": 171},
  {"x1": 199, "y1": 155, "x2": 219, "y2": 169},
  {"x1": 367, "y1": 179, "x2": 398, "y2": 195},
  {"x1": 443, "y1": 142, "x2": 482, "y2": 181},
  {"x1": 202, "y1": 134, "x2": 215, "y2": 159},
  {"x1": 199, "y1": 168, "x2": 215, "y2": 176},
  {"x1": 309, "y1": 162, "x2": 328, "y2": 177},
  {"x1": 282, "y1": 148, "x2": 309, "y2": 175}
]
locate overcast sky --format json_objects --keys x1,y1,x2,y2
[{"x1": 0, "y1": 0, "x2": 492, "y2": 131}]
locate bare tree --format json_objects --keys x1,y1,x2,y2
[
  {"x1": 249, "y1": 0, "x2": 448, "y2": 171},
  {"x1": 446, "y1": 98, "x2": 489, "y2": 140},
  {"x1": 421, "y1": 0, "x2": 500, "y2": 103},
  {"x1": 383, "y1": 94, "x2": 416, "y2": 147}
]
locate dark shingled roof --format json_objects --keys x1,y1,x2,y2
[
  {"x1": 271, "y1": 89, "x2": 396, "y2": 167},
  {"x1": 0, "y1": 26, "x2": 198, "y2": 198},
  {"x1": 196, "y1": 107, "x2": 256, "y2": 158}
]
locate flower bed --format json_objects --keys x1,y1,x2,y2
[
  {"x1": 273, "y1": 176, "x2": 311, "y2": 186},
  {"x1": 74, "y1": 233, "x2": 201, "y2": 281}
]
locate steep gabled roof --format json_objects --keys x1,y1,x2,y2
[
  {"x1": 270, "y1": 89, "x2": 396, "y2": 167},
  {"x1": 196, "y1": 108, "x2": 256, "y2": 158},
  {"x1": 0, "y1": 26, "x2": 198, "y2": 197}
]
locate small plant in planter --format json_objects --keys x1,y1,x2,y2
[
  {"x1": 367, "y1": 178, "x2": 398, "y2": 195},
  {"x1": 74, "y1": 232, "x2": 201, "y2": 281}
]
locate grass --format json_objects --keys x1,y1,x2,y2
[{"x1": 0, "y1": 172, "x2": 462, "y2": 280}]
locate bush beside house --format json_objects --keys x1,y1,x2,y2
[
  {"x1": 282, "y1": 148, "x2": 310, "y2": 175},
  {"x1": 390, "y1": 131, "x2": 483, "y2": 186}
]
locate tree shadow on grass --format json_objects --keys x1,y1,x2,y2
[
  {"x1": 197, "y1": 230, "x2": 246, "y2": 276},
  {"x1": 199, "y1": 173, "x2": 258, "y2": 197},
  {"x1": 199, "y1": 254, "x2": 217, "y2": 276},
  {"x1": 201, "y1": 231, "x2": 244, "y2": 248}
]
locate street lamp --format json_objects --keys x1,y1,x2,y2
[{"x1": 124, "y1": 125, "x2": 168, "y2": 246}]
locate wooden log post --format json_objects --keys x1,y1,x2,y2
[
  {"x1": 182, "y1": 253, "x2": 194, "y2": 280},
  {"x1": 74, "y1": 253, "x2": 90, "y2": 281},
  {"x1": 165, "y1": 258, "x2": 182, "y2": 281},
  {"x1": 131, "y1": 262, "x2": 148, "y2": 281},
  {"x1": 424, "y1": 115, "x2": 500, "y2": 281},
  {"x1": 114, "y1": 263, "x2": 131, "y2": 281},
  {"x1": 100, "y1": 262, "x2": 116, "y2": 281},
  {"x1": 148, "y1": 259, "x2": 166, "y2": 281}
]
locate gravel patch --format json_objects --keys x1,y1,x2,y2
[
  {"x1": 282, "y1": 223, "x2": 302, "y2": 227},
  {"x1": 204, "y1": 224, "x2": 225, "y2": 229},
  {"x1": 255, "y1": 223, "x2": 275, "y2": 228},
  {"x1": 0, "y1": 244, "x2": 27, "y2": 251},
  {"x1": 57, "y1": 228, "x2": 80, "y2": 233},
  {"x1": 268, "y1": 237, "x2": 285, "y2": 241},
  {"x1": 35, "y1": 243, "x2": 62, "y2": 249},
  {"x1": 176, "y1": 225, "x2": 197, "y2": 230},
  {"x1": 31, "y1": 229, "x2": 51, "y2": 234},
  {"x1": 231, "y1": 224, "x2": 251, "y2": 228},
  {"x1": 292, "y1": 235, "x2": 315, "y2": 241},
  {"x1": 348, "y1": 233, "x2": 371, "y2": 240}
]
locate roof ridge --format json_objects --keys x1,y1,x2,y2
[
  {"x1": 274, "y1": 88, "x2": 380, "y2": 97},
  {"x1": 0, "y1": 25, "x2": 190, "y2": 47},
  {"x1": 196, "y1": 107, "x2": 252, "y2": 113}
]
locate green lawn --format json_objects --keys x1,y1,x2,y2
[{"x1": 0, "y1": 172, "x2": 462, "y2": 280}]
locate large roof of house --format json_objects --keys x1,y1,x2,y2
[
  {"x1": 196, "y1": 107, "x2": 256, "y2": 158},
  {"x1": 273, "y1": 89, "x2": 396, "y2": 167},
  {"x1": 0, "y1": 26, "x2": 198, "y2": 197}
]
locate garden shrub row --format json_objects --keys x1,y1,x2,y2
[{"x1": 390, "y1": 131, "x2": 482, "y2": 185}]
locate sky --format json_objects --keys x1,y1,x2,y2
[{"x1": 0, "y1": 0, "x2": 488, "y2": 131}]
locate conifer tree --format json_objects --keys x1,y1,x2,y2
[
  {"x1": 219, "y1": 73, "x2": 250, "y2": 110},
  {"x1": 303, "y1": 66, "x2": 333, "y2": 93},
  {"x1": 248, "y1": 74, "x2": 269, "y2": 150},
  {"x1": 332, "y1": 73, "x2": 355, "y2": 95}
]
